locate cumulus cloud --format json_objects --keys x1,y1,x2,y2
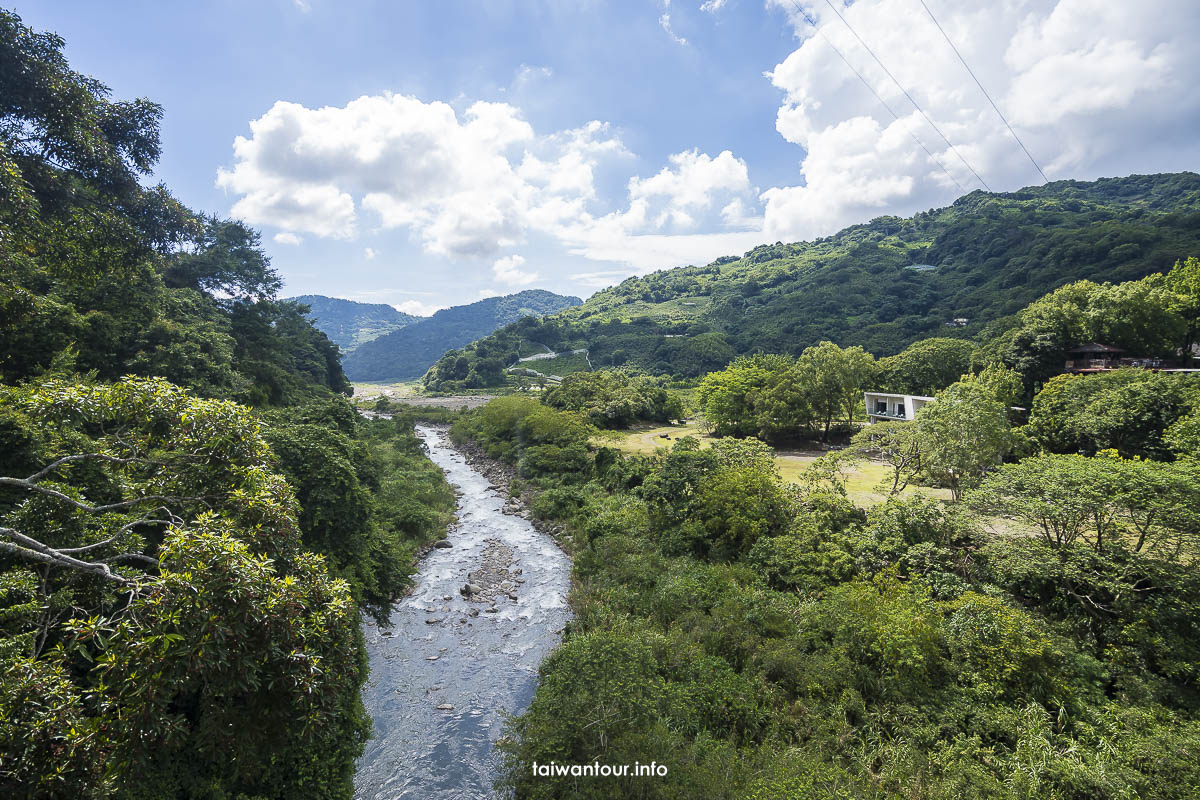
[
  {"x1": 220, "y1": 92, "x2": 761, "y2": 278},
  {"x1": 218, "y1": 95, "x2": 636, "y2": 258},
  {"x1": 760, "y1": 0, "x2": 1200, "y2": 241},
  {"x1": 492, "y1": 254, "x2": 539, "y2": 286},
  {"x1": 273, "y1": 232, "x2": 302, "y2": 245},
  {"x1": 629, "y1": 149, "x2": 752, "y2": 229},
  {"x1": 363, "y1": 247, "x2": 377, "y2": 260},
  {"x1": 393, "y1": 300, "x2": 441, "y2": 317},
  {"x1": 700, "y1": 0, "x2": 727, "y2": 12}
]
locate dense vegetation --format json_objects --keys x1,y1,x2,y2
[
  {"x1": 344, "y1": 289, "x2": 581, "y2": 382},
  {"x1": 431, "y1": 172, "x2": 1200, "y2": 385},
  {"x1": 450, "y1": 350, "x2": 1200, "y2": 798},
  {"x1": 0, "y1": 11, "x2": 454, "y2": 798},
  {"x1": 543, "y1": 371, "x2": 683, "y2": 428},
  {"x1": 288, "y1": 294, "x2": 419, "y2": 353}
]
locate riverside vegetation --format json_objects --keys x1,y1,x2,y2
[
  {"x1": 450, "y1": 259, "x2": 1200, "y2": 799},
  {"x1": 0, "y1": 12, "x2": 455, "y2": 798}
]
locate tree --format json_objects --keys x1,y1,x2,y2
[
  {"x1": 913, "y1": 382, "x2": 1012, "y2": 500},
  {"x1": 846, "y1": 420, "x2": 923, "y2": 495},
  {"x1": 877, "y1": 338, "x2": 974, "y2": 396},
  {"x1": 163, "y1": 215, "x2": 282, "y2": 301},
  {"x1": 794, "y1": 341, "x2": 876, "y2": 440},
  {"x1": 0, "y1": 377, "x2": 367, "y2": 799},
  {"x1": 1164, "y1": 256, "x2": 1200, "y2": 356},
  {"x1": 969, "y1": 455, "x2": 1115, "y2": 549},
  {"x1": 1027, "y1": 369, "x2": 1200, "y2": 459},
  {"x1": 697, "y1": 354, "x2": 792, "y2": 438}
]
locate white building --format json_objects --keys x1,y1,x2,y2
[{"x1": 864, "y1": 391, "x2": 933, "y2": 424}]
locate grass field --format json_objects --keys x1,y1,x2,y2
[
  {"x1": 604, "y1": 424, "x2": 953, "y2": 507},
  {"x1": 352, "y1": 381, "x2": 423, "y2": 400}
]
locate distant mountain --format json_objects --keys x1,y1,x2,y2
[
  {"x1": 426, "y1": 172, "x2": 1200, "y2": 387},
  {"x1": 287, "y1": 295, "x2": 420, "y2": 352},
  {"x1": 342, "y1": 289, "x2": 582, "y2": 382}
]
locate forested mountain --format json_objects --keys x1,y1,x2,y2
[
  {"x1": 0, "y1": 11, "x2": 455, "y2": 799},
  {"x1": 344, "y1": 289, "x2": 581, "y2": 382},
  {"x1": 287, "y1": 294, "x2": 421, "y2": 353},
  {"x1": 429, "y1": 172, "x2": 1200, "y2": 386}
]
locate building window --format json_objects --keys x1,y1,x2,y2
[
  {"x1": 875, "y1": 400, "x2": 887, "y2": 414},
  {"x1": 896, "y1": 404, "x2": 905, "y2": 418}
]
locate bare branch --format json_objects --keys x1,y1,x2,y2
[
  {"x1": 57, "y1": 518, "x2": 172, "y2": 555},
  {"x1": 0, "y1": 476, "x2": 203, "y2": 513},
  {"x1": 24, "y1": 453, "x2": 172, "y2": 483},
  {"x1": 0, "y1": 527, "x2": 135, "y2": 584}
]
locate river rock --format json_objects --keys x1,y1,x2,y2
[
  {"x1": 433, "y1": 540, "x2": 452, "y2": 549},
  {"x1": 425, "y1": 617, "x2": 442, "y2": 624},
  {"x1": 436, "y1": 704, "x2": 454, "y2": 710}
]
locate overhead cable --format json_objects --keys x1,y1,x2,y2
[
  {"x1": 916, "y1": 0, "x2": 1049, "y2": 183},
  {"x1": 781, "y1": 0, "x2": 967, "y2": 193},
  {"x1": 819, "y1": 0, "x2": 992, "y2": 191}
]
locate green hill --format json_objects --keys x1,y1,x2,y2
[
  {"x1": 287, "y1": 294, "x2": 420, "y2": 352},
  {"x1": 343, "y1": 289, "x2": 581, "y2": 382},
  {"x1": 425, "y1": 172, "x2": 1200, "y2": 388}
]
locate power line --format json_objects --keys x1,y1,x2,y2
[
  {"x1": 819, "y1": 0, "x2": 992, "y2": 191},
  {"x1": 916, "y1": 0, "x2": 1048, "y2": 183},
  {"x1": 781, "y1": 0, "x2": 967, "y2": 194}
]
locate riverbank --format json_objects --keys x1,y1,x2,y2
[{"x1": 449, "y1": 432, "x2": 575, "y2": 553}]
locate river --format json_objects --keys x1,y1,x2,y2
[{"x1": 353, "y1": 425, "x2": 572, "y2": 800}]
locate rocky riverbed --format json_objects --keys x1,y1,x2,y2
[{"x1": 353, "y1": 425, "x2": 571, "y2": 800}]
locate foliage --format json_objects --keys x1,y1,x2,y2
[
  {"x1": 542, "y1": 369, "x2": 683, "y2": 428},
  {"x1": 1028, "y1": 369, "x2": 1200, "y2": 458},
  {"x1": 980, "y1": 269, "x2": 1191, "y2": 392},
  {"x1": 911, "y1": 381, "x2": 1013, "y2": 500},
  {"x1": 0, "y1": 378, "x2": 368, "y2": 799},
  {"x1": 697, "y1": 343, "x2": 875, "y2": 442},
  {"x1": 970, "y1": 453, "x2": 1200, "y2": 554},
  {"x1": 0, "y1": 9, "x2": 349, "y2": 403},
  {"x1": 876, "y1": 337, "x2": 974, "y2": 395},
  {"x1": 451, "y1": 372, "x2": 1200, "y2": 800},
  {"x1": 0, "y1": 14, "x2": 455, "y2": 798},
  {"x1": 260, "y1": 399, "x2": 456, "y2": 621}
]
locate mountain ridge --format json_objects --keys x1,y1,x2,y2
[
  {"x1": 423, "y1": 172, "x2": 1200, "y2": 390},
  {"x1": 343, "y1": 289, "x2": 582, "y2": 382},
  {"x1": 286, "y1": 294, "x2": 420, "y2": 353}
]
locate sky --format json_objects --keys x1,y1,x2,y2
[{"x1": 15, "y1": 0, "x2": 1200, "y2": 315}]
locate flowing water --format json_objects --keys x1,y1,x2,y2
[{"x1": 353, "y1": 425, "x2": 572, "y2": 800}]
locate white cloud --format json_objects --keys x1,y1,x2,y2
[
  {"x1": 659, "y1": 13, "x2": 688, "y2": 46},
  {"x1": 760, "y1": 0, "x2": 1200, "y2": 241},
  {"x1": 700, "y1": 0, "x2": 727, "y2": 12},
  {"x1": 393, "y1": 300, "x2": 442, "y2": 317},
  {"x1": 273, "y1": 231, "x2": 302, "y2": 245},
  {"x1": 492, "y1": 254, "x2": 539, "y2": 286},
  {"x1": 629, "y1": 149, "x2": 752, "y2": 229},
  {"x1": 219, "y1": 94, "x2": 632, "y2": 258},
  {"x1": 363, "y1": 247, "x2": 377, "y2": 260},
  {"x1": 479, "y1": 288, "x2": 501, "y2": 298},
  {"x1": 220, "y1": 93, "x2": 762, "y2": 282},
  {"x1": 293, "y1": 0, "x2": 310, "y2": 12}
]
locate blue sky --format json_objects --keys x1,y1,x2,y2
[{"x1": 15, "y1": 1, "x2": 1200, "y2": 314}]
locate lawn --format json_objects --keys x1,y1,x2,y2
[{"x1": 604, "y1": 424, "x2": 953, "y2": 507}]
